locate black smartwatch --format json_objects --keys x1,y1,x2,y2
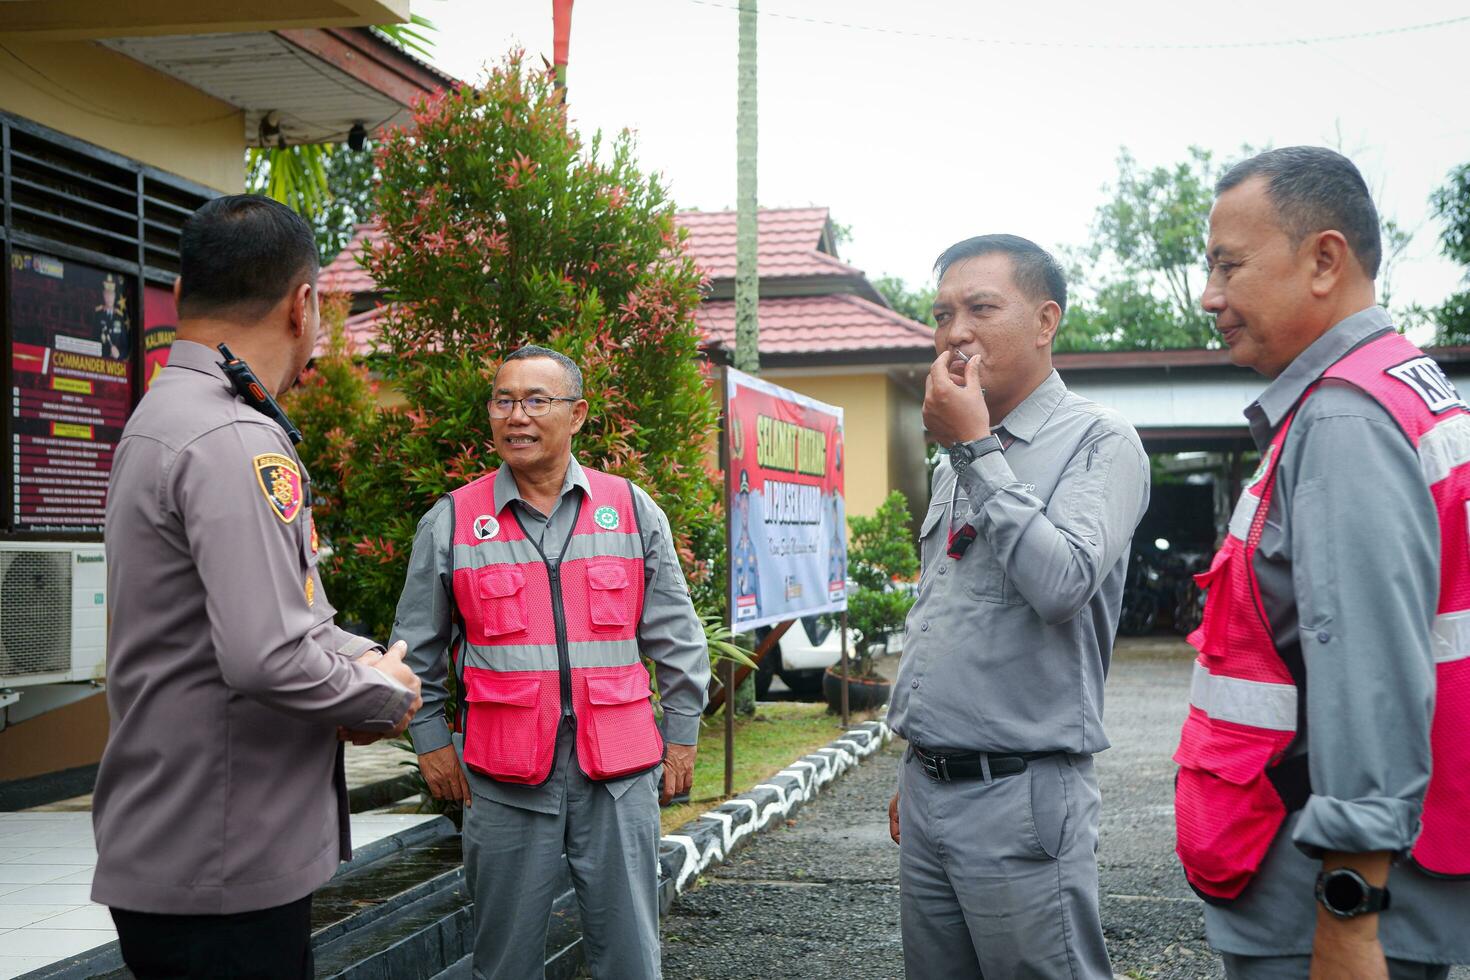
[
  {"x1": 1315, "y1": 868, "x2": 1390, "y2": 919},
  {"x1": 949, "y1": 435, "x2": 1004, "y2": 471}
]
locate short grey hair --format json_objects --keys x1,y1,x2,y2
[
  {"x1": 1216, "y1": 146, "x2": 1382, "y2": 279},
  {"x1": 495, "y1": 344, "x2": 583, "y2": 398}
]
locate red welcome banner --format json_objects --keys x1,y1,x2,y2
[{"x1": 726, "y1": 368, "x2": 846, "y2": 631}]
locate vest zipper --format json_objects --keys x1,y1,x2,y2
[{"x1": 546, "y1": 560, "x2": 574, "y2": 719}]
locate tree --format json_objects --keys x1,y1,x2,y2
[
  {"x1": 1431, "y1": 162, "x2": 1470, "y2": 344},
  {"x1": 247, "y1": 144, "x2": 377, "y2": 265},
  {"x1": 288, "y1": 52, "x2": 722, "y2": 639},
  {"x1": 845, "y1": 491, "x2": 918, "y2": 676},
  {"x1": 872, "y1": 275, "x2": 936, "y2": 327}
]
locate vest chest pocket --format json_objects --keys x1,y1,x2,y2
[
  {"x1": 477, "y1": 566, "x2": 528, "y2": 638},
  {"x1": 586, "y1": 560, "x2": 636, "y2": 631}
]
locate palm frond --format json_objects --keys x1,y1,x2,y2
[{"x1": 375, "y1": 12, "x2": 438, "y2": 58}]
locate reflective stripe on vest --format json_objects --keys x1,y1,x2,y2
[
  {"x1": 1175, "y1": 331, "x2": 1470, "y2": 902},
  {"x1": 447, "y1": 467, "x2": 664, "y2": 785}
]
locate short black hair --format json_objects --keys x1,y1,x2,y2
[
  {"x1": 933, "y1": 234, "x2": 1068, "y2": 316},
  {"x1": 1216, "y1": 147, "x2": 1382, "y2": 278},
  {"x1": 495, "y1": 344, "x2": 584, "y2": 398},
  {"x1": 178, "y1": 195, "x2": 319, "y2": 319}
]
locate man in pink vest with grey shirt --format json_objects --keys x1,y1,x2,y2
[
  {"x1": 1176, "y1": 147, "x2": 1470, "y2": 979},
  {"x1": 392, "y1": 345, "x2": 709, "y2": 979}
]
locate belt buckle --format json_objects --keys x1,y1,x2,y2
[{"x1": 919, "y1": 751, "x2": 948, "y2": 782}]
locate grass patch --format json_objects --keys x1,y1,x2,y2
[{"x1": 659, "y1": 702, "x2": 880, "y2": 835}]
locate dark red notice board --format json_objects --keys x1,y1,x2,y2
[{"x1": 8, "y1": 250, "x2": 136, "y2": 532}]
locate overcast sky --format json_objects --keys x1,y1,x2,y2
[{"x1": 426, "y1": 0, "x2": 1470, "y2": 314}]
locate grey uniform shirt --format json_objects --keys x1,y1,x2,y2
[
  {"x1": 888, "y1": 370, "x2": 1150, "y2": 754},
  {"x1": 393, "y1": 457, "x2": 710, "y2": 815},
  {"x1": 92, "y1": 340, "x2": 412, "y2": 916},
  {"x1": 1203, "y1": 306, "x2": 1470, "y2": 961}
]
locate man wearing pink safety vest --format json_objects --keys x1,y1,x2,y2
[
  {"x1": 392, "y1": 345, "x2": 709, "y2": 979},
  {"x1": 1176, "y1": 146, "x2": 1470, "y2": 979}
]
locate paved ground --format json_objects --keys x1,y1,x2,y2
[{"x1": 660, "y1": 637, "x2": 1468, "y2": 979}]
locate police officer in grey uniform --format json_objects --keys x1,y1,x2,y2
[
  {"x1": 93, "y1": 195, "x2": 421, "y2": 979},
  {"x1": 887, "y1": 235, "x2": 1149, "y2": 979},
  {"x1": 393, "y1": 346, "x2": 710, "y2": 979}
]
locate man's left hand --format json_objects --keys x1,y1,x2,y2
[
  {"x1": 924, "y1": 350, "x2": 990, "y2": 447},
  {"x1": 661, "y1": 743, "x2": 697, "y2": 805}
]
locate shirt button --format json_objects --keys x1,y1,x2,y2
[
  {"x1": 911, "y1": 680, "x2": 920, "y2": 689},
  {"x1": 938, "y1": 565, "x2": 948, "y2": 576},
  {"x1": 1317, "y1": 630, "x2": 1331, "y2": 644},
  {"x1": 920, "y1": 621, "x2": 929, "y2": 632}
]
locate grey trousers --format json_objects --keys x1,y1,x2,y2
[
  {"x1": 462, "y1": 746, "x2": 661, "y2": 980},
  {"x1": 1222, "y1": 953, "x2": 1451, "y2": 980},
  {"x1": 898, "y1": 749, "x2": 1111, "y2": 979}
]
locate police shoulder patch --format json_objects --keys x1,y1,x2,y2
[
  {"x1": 593, "y1": 505, "x2": 620, "y2": 530},
  {"x1": 253, "y1": 453, "x2": 303, "y2": 524}
]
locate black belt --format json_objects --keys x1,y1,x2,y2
[{"x1": 911, "y1": 745, "x2": 1060, "y2": 782}]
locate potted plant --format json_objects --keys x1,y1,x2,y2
[{"x1": 823, "y1": 491, "x2": 918, "y2": 713}]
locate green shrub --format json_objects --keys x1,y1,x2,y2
[
  {"x1": 845, "y1": 491, "x2": 919, "y2": 676},
  {"x1": 284, "y1": 51, "x2": 722, "y2": 639}
]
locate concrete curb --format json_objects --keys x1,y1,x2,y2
[{"x1": 655, "y1": 716, "x2": 892, "y2": 912}]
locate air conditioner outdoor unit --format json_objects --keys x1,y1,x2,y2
[{"x1": 0, "y1": 541, "x2": 106, "y2": 689}]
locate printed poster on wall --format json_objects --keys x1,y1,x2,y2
[
  {"x1": 142, "y1": 284, "x2": 178, "y2": 391},
  {"x1": 8, "y1": 251, "x2": 135, "y2": 532},
  {"x1": 726, "y1": 368, "x2": 846, "y2": 633}
]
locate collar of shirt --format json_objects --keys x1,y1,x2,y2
[
  {"x1": 163, "y1": 339, "x2": 233, "y2": 387},
  {"x1": 1244, "y1": 305, "x2": 1394, "y2": 449},
  {"x1": 993, "y1": 369, "x2": 1066, "y2": 445},
  {"x1": 492, "y1": 456, "x2": 591, "y2": 518}
]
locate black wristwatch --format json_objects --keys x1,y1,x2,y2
[
  {"x1": 949, "y1": 435, "x2": 1004, "y2": 471},
  {"x1": 1315, "y1": 868, "x2": 1390, "y2": 919}
]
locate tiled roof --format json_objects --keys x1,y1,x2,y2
[
  {"x1": 318, "y1": 223, "x2": 379, "y2": 295},
  {"x1": 697, "y1": 293, "x2": 932, "y2": 356},
  {"x1": 674, "y1": 207, "x2": 861, "y2": 281},
  {"x1": 314, "y1": 208, "x2": 930, "y2": 360}
]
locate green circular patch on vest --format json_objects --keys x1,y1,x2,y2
[{"x1": 594, "y1": 506, "x2": 620, "y2": 530}]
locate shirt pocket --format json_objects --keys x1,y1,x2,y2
[
  {"x1": 959, "y1": 528, "x2": 1020, "y2": 605},
  {"x1": 586, "y1": 560, "x2": 636, "y2": 631},
  {"x1": 476, "y1": 566, "x2": 529, "y2": 638},
  {"x1": 918, "y1": 502, "x2": 947, "y2": 574}
]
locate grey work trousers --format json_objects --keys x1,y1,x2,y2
[
  {"x1": 898, "y1": 748, "x2": 1111, "y2": 979},
  {"x1": 1222, "y1": 953, "x2": 1451, "y2": 980},
  {"x1": 462, "y1": 739, "x2": 662, "y2": 980}
]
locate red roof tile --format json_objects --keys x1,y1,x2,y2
[
  {"x1": 318, "y1": 223, "x2": 379, "y2": 295},
  {"x1": 674, "y1": 207, "x2": 861, "y2": 281},
  {"x1": 697, "y1": 293, "x2": 932, "y2": 356}
]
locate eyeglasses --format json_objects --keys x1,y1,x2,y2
[{"x1": 489, "y1": 396, "x2": 579, "y2": 419}]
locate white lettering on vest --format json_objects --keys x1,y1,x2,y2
[{"x1": 1387, "y1": 357, "x2": 1468, "y2": 414}]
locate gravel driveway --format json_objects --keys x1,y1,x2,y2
[{"x1": 660, "y1": 637, "x2": 1467, "y2": 979}]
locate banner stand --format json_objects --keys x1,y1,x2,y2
[{"x1": 839, "y1": 610, "x2": 850, "y2": 728}]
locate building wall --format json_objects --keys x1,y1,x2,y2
[
  {"x1": 0, "y1": 39, "x2": 243, "y2": 193},
  {"x1": 0, "y1": 693, "x2": 109, "y2": 783},
  {"x1": 886, "y1": 377, "x2": 930, "y2": 523}
]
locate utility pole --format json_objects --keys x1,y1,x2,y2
[
  {"x1": 734, "y1": 0, "x2": 758, "y2": 375},
  {"x1": 727, "y1": 0, "x2": 758, "y2": 798}
]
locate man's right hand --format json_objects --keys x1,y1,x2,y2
[
  {"x1": 419, "y1": 745, "x2": 471, "y2": 807},
  {"x1": 369, "y1": 641, "x2": 422, "y2": 736},
  {"x1": 889, "y1": 790, "x2": 900, "y2": 845}
]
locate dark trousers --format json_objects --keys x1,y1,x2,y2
[{"x1": 110, "y1": 894, "x2": 313, "y2": 980}]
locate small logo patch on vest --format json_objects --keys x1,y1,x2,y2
[
  {"x1": 593, "y1": 506, "x2": 620, "y2": 530},
  {"x1": 1246, "y1": 445, "x2": 1275, "y2": 489},
  {"x1": 305, "y1": 574, "x2": 315, "y2": 607},
  {"x1": 253, "y1": 453, "x2": 303, "y2": 524},
  {"x1": 1387, "y1": 356, "x2": 1468, "y2": 414},
  {"x1": 472, "y1": 515, "x2": 500, "y2": 541}
]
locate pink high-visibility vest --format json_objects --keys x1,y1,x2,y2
[
  {"x1": 448, "y1": 467, "x2": 663, "y2": 784},
  {"x1": 1175, "y1": 331, "x2": 1470, "y2": 902}
]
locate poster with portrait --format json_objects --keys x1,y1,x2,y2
[
  {"x1": 726, "y1": 368, "x2": 846, "y2": 632},
  {"x1": 8, "y1": 251, "x2": 135, "y2": 532}
]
